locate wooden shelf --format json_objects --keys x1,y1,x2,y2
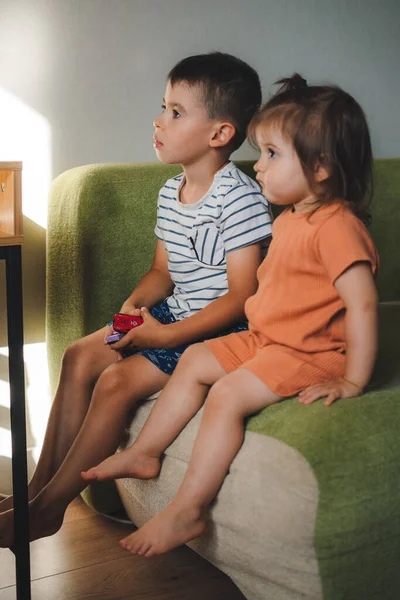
[{"x1": 0, "y1": 161, "x2": 23, "y2": 246}]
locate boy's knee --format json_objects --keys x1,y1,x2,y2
[
  {"x1": 62, "y1": 339, "x2": 87, "y2": 372},
  {"x1": 94, "y1": 362, "x2": 132, "y2": 402}
]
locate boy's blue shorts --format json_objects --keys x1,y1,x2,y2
[{"x1": 122, "y1": 299, "x2": 248, "y2": 376}]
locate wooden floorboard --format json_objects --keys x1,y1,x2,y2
[{"x1": 0, "y1": 498, "x2": 246, "y2": 600}]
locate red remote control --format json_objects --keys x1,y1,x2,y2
[{"x1": 113, "y1": 313, "x2": 144, "y2": 333}]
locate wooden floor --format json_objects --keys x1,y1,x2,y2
[{"x1": 0, "y1": 498, "x2": 246, "y2": 599}]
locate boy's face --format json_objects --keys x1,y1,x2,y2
[
  {"x1": 254, "y1": 127, "x2": 313, "y2": 211},
  {"x1": 153, "y1": 80, "x2": 218, "y2": 166}
]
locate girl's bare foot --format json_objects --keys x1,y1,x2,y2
[
  {"x1": 81, "y1": 450, "x2": 161, "y2": 482},
  {"x1": 119, "y1": 503, "x2": 206, "y2": 557},
  {"x1": 0, "y1": 496, "x2": 64, "y2": 548}
]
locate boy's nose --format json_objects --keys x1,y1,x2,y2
[{"x1": 153, "y1": 113, "x2": 164, "y2": 129}]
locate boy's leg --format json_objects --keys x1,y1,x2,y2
[
  {"x1": 119, "y1": 368, "x2": 281, "y2": 556},
  {"x1": 0, "y1": 353, "x2": 169, "y2": 547},
  {"x1": 82, "y1": 342, "x2": 227, "y2": 481},
  {"x1": 0, "y1": 326, "x2": 119, "y2": 513}
]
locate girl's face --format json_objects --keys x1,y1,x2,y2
[{"x1": 253, "y1": 126, "x2": 315, "y2": 212}]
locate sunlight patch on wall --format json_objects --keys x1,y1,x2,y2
[
  {"x1": 0, "y1": 342, "x2": 51, "y2": 460},
  {"x1": 0, "y1": 87, "x2": 52, "y2": 229}
]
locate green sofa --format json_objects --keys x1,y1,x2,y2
[{"x1": 47, "y1": 159, "x2": 400, "y2": 600}]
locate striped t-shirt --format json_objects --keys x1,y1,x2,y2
[{"x1": 154, "y1": 161, "x2": 273, "y2": 320}]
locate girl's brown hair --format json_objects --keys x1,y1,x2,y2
[{"x1": 248, "y1": 74, "x2": 373, "y2": 223}]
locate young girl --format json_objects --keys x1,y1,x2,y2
[{"x1": 83, "y1": 74, "x2": 379, "y2": 557}]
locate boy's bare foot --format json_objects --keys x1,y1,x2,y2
[
  {"x1": 0, "y1": 495, "x2": 14, "y2": 514},
  {"x1": 119, "y1": 503, "x2": 206, "y2": 557},
  {"x1": 81, "y1": 450, "x2": 161, "y2": 482},
  {"x1": 0, "y1": 497, "x2": 64, "y2": 548},
  {"x1": 0, "y1": 483, "x2": 43, "y2": 514}
]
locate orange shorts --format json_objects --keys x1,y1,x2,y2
[{"x1": 205, "y1": 330, "x2": 346, "y2": 397}]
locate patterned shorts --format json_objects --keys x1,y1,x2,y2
[{"x1": 123, "y1": 299, "x2": 248, "y2": 376}]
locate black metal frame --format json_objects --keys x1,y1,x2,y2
[{"x1": 0, "y1": 244, "x2": 31, "y2": 599}]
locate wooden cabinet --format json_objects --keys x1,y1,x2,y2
[{"x1": 0, "y1": 161, "x2": 23, "y2": 245}]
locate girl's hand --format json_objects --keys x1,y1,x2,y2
[
  {"x1": 298, "y1": 377, "x2": 363, "y2": 407},
  {"x1": 110, "y1": 307, "x2": 171, "y2": 351}
]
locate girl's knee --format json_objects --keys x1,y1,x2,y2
[
  {"x1": 180, "y1": 343, "x2": 206, "y2": 364},
  {"x1": 176, "y1": 343, "x2": 208, "y2": 376},
  {"x1": 205, "y1": 377, "x2": 237, "y2": 413}
]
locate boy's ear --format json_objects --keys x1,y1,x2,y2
[
  {"x1": 210, "y1": 122, "x2": 236, "y2": 148},
  {"x1": 314, "y1": 156, "x2": 330, "y2": 182}
]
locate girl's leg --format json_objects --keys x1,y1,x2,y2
[
  {"x1": 82, "y1": 343, "x2": 227, "y2": 482},
  {"x1": 0, "y1": 353, "x2": 169, "y2": 547},
  {"x1": 0, "y1": 326, "x2": 118, "y2": 513},
  {"x1": 120, "y1": 368, "x2": 281, "y2": 556}
]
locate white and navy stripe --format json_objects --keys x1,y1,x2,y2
[{"x1": 154, "y1": 162, "x2": 272, "y2": 320}]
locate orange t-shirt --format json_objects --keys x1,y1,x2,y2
[{"x1": 245, "y1": 201, "x2": 379, "y2": 355}]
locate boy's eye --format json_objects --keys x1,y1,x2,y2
[
  {"x1": 161, "y1": 103, "x2": 166, "y2": 111},
  {"x1": 267, "y1": 148, "x2": 276, "y2": 159},
  {"x1": 172, "y1": 109, "x2": 181, "y2": 118}
]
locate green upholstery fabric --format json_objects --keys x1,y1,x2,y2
[
  {"x1": 47, "y1": 158, "x2": 400, "y2": 598},
  {"x1": 247, "y1": 302, "x2": 400, "y2": 600},
  {"x1": 47, "y1": 159, "x2": 399, "y2": 389}
]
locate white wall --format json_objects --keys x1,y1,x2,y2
[
  {"x1": 0, "y1": 0, "x2": 399, "y2": 490},
  {"x1": 0, "y1": 0, "x2": 398, "y2": 336},
  {"x1": 1, "y1": 0, "x2": 399, "y2": 175}
]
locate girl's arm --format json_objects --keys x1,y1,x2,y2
[
  {"x1": 112, "y1": 242, "x2": 263, "y2": 350},
  {"x1": 299, "y1": 261, "x2": 379, "y2": 407},
  {"x1": 118, "y1": 240, "x2": 175, "y2": 315}
]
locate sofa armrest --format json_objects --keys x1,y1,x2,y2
[{"x1": 46, "y1": 162, "x2": 180, "y2": 392}]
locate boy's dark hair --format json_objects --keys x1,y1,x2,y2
[
  {"x1": 168, "y1": 52, "x2": 261, "y2": 152},
  {"x1": 248, "y1": 74, "x2": 373, "y2": 224}
]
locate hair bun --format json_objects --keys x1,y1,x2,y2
[{"x1": 275, "y1": 73, "x2": 308, "y2": 94}]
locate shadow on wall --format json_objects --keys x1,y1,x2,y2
[{"x1": 0, "y1": 214, "x2": 46, "y2": 347}]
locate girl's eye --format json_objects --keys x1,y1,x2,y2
[
  {"x1": 267, "y1": 148, "x2": 276, "y2": 159},
  {"x1": 161, "y1": 104, "x2": 166, "y2": 112},
  {"x1": 173, "y1": 109, "x2": 181, "y2": 119}
]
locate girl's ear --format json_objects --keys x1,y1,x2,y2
[
  {"x1": 210, "y1": 122, "x2": 236, "y2": 148},
  {"x1": 314, "y1": 156, "x2": 330, "y2": 182}
]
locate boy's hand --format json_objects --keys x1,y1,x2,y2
[
  {"x1": 110, "y1": 307, "x2": 171, "y2": 351},
  {"x1": 118, "y1": 302, "x2": 142, "y2": 317},
  {"x1": 298, "y1": 377, "x2": 363, "y2": 407}
]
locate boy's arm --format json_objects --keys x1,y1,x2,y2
[
  {"x1": 112, "y1": 241, "x2": 263, "y2": 350},
  {"x1": 162, "y1": 242, "x2": 263, "y2": 346},
  {"x1": 119, "y1": 239, "x2": 174, "y2": 315},
  {"x1": 298, "y1": 261, "x2": 379, "y2": 407}
]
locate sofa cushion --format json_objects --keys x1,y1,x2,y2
[{"x1": 116, "y1": 302, "x2": 400, "y2": 600}]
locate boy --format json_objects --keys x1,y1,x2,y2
[{"x1": 0, "y1": 52, "x2": 271, "y2": 546}]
